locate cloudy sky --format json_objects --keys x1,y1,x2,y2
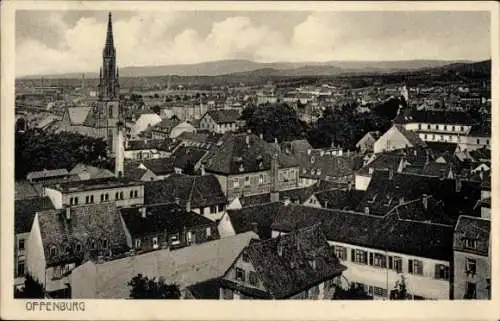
[{"x1": 15, "y1": 10, "x2": 490, "y2": 76}]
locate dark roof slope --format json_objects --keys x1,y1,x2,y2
[
  {"x1": 120, "y1": 204, "x2": 216, "y2": 238},
  {"x1": 405, "y1": 110, "x2": 472, "y2": 125},
  {"x1": 141, "y1": 158, "x2": 175, "y2": 176},
  {"x1": 244, "y1": 225, "x2": 346, "y2": 299},
  {"x1": 37, "y1": 203, "x2": 128, "y2": 266},
  {"x1": 171, "y1": 146, "x2": 208, "y2": 170},
  {"x1": 144, "y1": 174, "x2": 227, "y2": 208},
  {"x1": 226, "y1": 202, "x2": 282, "y2": 239},
  {"x1": 204, "y1": 133, "x2": 298, "y2": 174},
  {"x1": 313, "y1": 189, "x2": 365, "y2": 210},
  {"x1": 15, "y1": 197, "x2": 55, "y2": 234},
  {"x1": 47, "y1": 177, "x2": 143, "y2": 193},
  {"x1": 271, "y1": 204, "x2": 454, "y2": 261},
  {"x1": 205, "y1": 109, "x2": 241, "y2": 124}
]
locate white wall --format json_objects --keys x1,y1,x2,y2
[
  {"x1": 355, "y1": 174, "x2": 371, "y2": 191},
  {"x1": 45, "y1": 188, "x2": 63, "y2": 209},
  {"x1": 26, "y1": 214, "x2": 47, "y2": 285}
]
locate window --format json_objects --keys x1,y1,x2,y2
[
  {"x1": 464, "y1": 238, "x2": 478, "y2": 250},
  {"x1": 486, "y1": 139, "x2": 490, "y2": 145},
  {"x1": 464, "y1": 282, "x2": 476, "y2": 299},
  {"x1": 134, "y1": 190, "x2": 138, "y2": 198},
  {"x1": 17, "y1": 260, "x2": 25, "y2": 277},
  {"x1": 444, "y1": 125, "x2": 448, "y2": 131},
  {"x1": 18, "y1": 239, "x2": 25, "y2": 251},
  {"x1": 249, "y1": 271, "x2": 258, "y2": 286},
  {"x1": 452, "y1": 125, "x2": 456, "y2": 131},
  {"x1": 85, "y1": 196, "x2": 90, "y2": 204},
  {"x1": 130, "y1": 190, "x2": 134, "y2": 198},
  {"x1": 50, "y1": 246, "x2": 57, "y2": 257},
  {"x1": 105, "y1": 193, "x2": 109, "y2": 201},
  {"x1": 222, "y1": 288, "x2": 234, "y2": 299},
  {"x1": 102, "y1": 239, "x2": 109, "y2": 249},
  {"x1": 90, "y1": 195, "x2": 94, "y2": 203},
  {"x1": 418, "y1": 124, "x2": 422, "y2": 130},
  {"x1": 373, "y1": 253, "x2": 387, "y2": 268},
  {"x1": 334, "y1": 246, "x2": 347, "y2": 261},
  {"x1": 206, "y1": 227, "x2": 212, "y2": 237},
  {"x1": 461, "y1": 126, "x2": 464, "y2": 131},
  {"x1": 210, "y1": 205, "x2": 217, "y2": 214},
  {"x1": 186, "y1": 231, "x2": 193, "y2": 244},
  {"x1": 259, "y1": 175, "x2": 264, "y2": 184},
  {"x1": 434, "y1": 264, "x2": 450, "y2": 280},
  {"x1": 424, "y1": 134, "x2": 427, "y2": 140},
  {"x1": 352, "y1": 249, "x2": 368, "y2": 265},
  {"x1": 233, "y1": 179, "x2": 239, "y2": 189},
  {"x1": 100, "y1": 194, "x2": 104, "y2": 202},
  {"x1": 74, "y1": 197, "x2": 78, "y2": 205},
  {"x1": 115, "y1": 192, "x2": 119, "y2": 200},
  {"x1": 477, "y1": 139, "x2": 480, "y2": 145},
  {"x1": 135, "y1": 239, "x2": 141, "y2": 249},
  {"x1": 120, "y1": 192, "x2": 124, "y2": 200},
  {"x1": 75, "y1": 243, "x2": 82, "y2": 253},
  {"x1": 408, "y1": 259, "x2": 424, "y2": 275},
  {"x1": 388, "y1": 256, "x2": 403, "y2": 273},
  {"x1": 152, "y1": 237, "x2": 159, "y2": 249},
  {"x1": 465, "y1": 258, "x2": 476, "y2": 275},
  {"x1": 244, "y1": 176, "x2": 250, "y2": 187},
  {"x1": 235, "y1": 267, "x2": 245, "y2": 282},
  {"x1": 486, "y1": 279, "x2": 491, "y2": 299},
  {"x1": 170, "y1": 234, "x2": 180, "y2": 245},
  {"x1": 373, "y1": 286, "x2": 387, "y2": 298},
  {"x1": 427, "y1": 124, "x2": 431, "y2": 130}
]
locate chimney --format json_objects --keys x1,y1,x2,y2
[
  {"x1": 364, "y1": 207, "x2": 370, "y2": 215},
  {"x1": 65, "y1": 207, "x2": 71, "y2": 220},
  {"x1": 251, "y1": 222, "x2": 259, "y2": 234},
  {"x1": 259, "y1": 133, "x2": 264, "y2": 140},
  {"x1": 200, "y1": 164, "x2": 206, "y2": 176},
  {"x1": 456, "y1": 177, "x2": 462, "y2": 193},
  {"x1": 186, "y1": 200, "x2": 191, "y2": 212},
  {"x1": 422, "y1": 194, "x2": 428, "y2": 210},
  {"x1": 140, "y1": 207, "x2": 147, "y2": 218},
  {"x1": 115, "y1": 123, "x2": 125, "y2": 178},
  {"x1": 245, "y1": 133, "x2": 250, "y2": 146},
  {"x1": 270, "y1": 153, "x2": 280, "y2": 203}
]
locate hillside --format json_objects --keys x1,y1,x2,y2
[{"x1": 19, "y1": 59, "x2": 476, "y2": 79}]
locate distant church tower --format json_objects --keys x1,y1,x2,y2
[{"x1": 96, "y1": 12, "x2": 121, "y2": 159}]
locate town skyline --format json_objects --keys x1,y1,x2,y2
[{"x1": 16, "y1": 10, "x2": 490, "y2": 77}]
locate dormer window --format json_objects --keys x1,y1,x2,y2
[
  {"x1": 49, "y1": 245, "x2": 57, "y2": 257},
  {"x1": 239, "y1": 164, "x2": 244, "y2": 172},
  {"x1": 310, "y1": 156, "x2": 315, "y2": 164},
  {"x1": 464, "y1": 238, "x2": 478, "y2": 250}
]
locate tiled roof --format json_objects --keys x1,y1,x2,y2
[
  {"x1": 140, "y1": 158, "x2": 175, "y2": 176},
  {"x1": 67, "y1": 107, "x2": 92, "y2": 125},
  {"x1": 242, "y1": 225, "x2": 346, "y2": 299},
  {"x1": 120, "y1": 204, "x2": 216, "y2": 239},
  {"x1": 394, "y1": 124, "x2": 427, "y2": 149},
  {"x1": 37, "y1": 202, "x2": 129, "y2": 267},
  {"x1": 294, "y1": 152, "x2": 355, "y2": 180},
  {"x1": 171, "y1": 146, "x2": 208, "y2": 170},
  {"x1": 46, "y1": 177, "x2": 142, "y2": 193},
  {"x1": 467, "y1": 123, "x2": 491, "y2": 137},
  {"x1": 150, "y1": 118, "x2": 180, "y2": 133},
  {"x1": 203, "y1": 133, "x2": 298, "y2": 175},
  {"x1": 26, "y1": 168, "x2": 69, "y2": 181},
  {"x1": 15, "y1": 180, "x2": 42, "y2": 200},
  {"x1": 204, "y1": 109, "x2": 241, "y2": 124},
  {"x1": 357, "y1": 170, "x2": 455, "y2": 216},
  {"x1": 226, "y1": 202, "x2": 282, "y2": 239},
  {"x1": 426, "y1": 142, "x2": 458, "y2": 156},
  {"x1": 238, "y1": 186, "x2": 317, "y2": 207},
  {"x1": 144, "y1": 174, "x2": 227, "y2": 208},
  {"x1": 15, "y1": 196, "x2": 55, "y2": 234},
  {"x1": 125, "y1": 138, "x2": 180, "y2": 152},
  {"x1": 71, "y1": 232, "x2": 258, "y2": 298},
  {"x1": 69, "y1": 164, "x2": 114, "y2": 179},
  {"x1": 313, "y1": 189, "x2": 365, "y2": 211},
  {"x1": 453, "y1": 215, "x2": 490, "y2": 256},
  {"x1": 271, "y1": 204, "x2": 454, "y2": 261},
  {"x1": 387, "y1": 196, "x2": 458, "y2": 226},
  {"x1": 280, "y1": 139, "x2": 312, "y2": 155},
  {"x1": 402, "y1": 110, "x2": 473, "y2": 125}
]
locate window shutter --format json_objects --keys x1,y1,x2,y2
[{"x1": 408, "y1": 259, "x2": 413, "y2": 274}]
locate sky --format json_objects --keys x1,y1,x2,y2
[{"x1": 15, "y1": 10, "x2": 491, "y2": 77}]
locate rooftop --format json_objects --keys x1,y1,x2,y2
[
  {"x1": 454, "y1": 215, "x2": 490, "y2": 256},
  {"x1": 15, "y1": 196, "x2": 55, "y2": 234},
  {"x1": 204, "y1": 109, "x2": 241, "y2": 124},
  {"x1": 46, "y1": 177, "x2": 143, "y2": 193}
]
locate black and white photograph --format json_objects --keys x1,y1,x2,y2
[{"x1": 1, "y1": 1, "x2": 499, "y2": 320}]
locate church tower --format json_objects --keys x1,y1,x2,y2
[{"x1": 97, "y1": 12, "x2": 120, "y2": 157}]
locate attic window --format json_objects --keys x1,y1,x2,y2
[
  {"x1": 464, "y1": 238, "x2": 478, "y2": 250},
  {"x1": 310, "y1": 156, "x2": 315, "y2": 164},
  {"x1": 49, "y1": 245, "x2": 57, "y2": 257}
]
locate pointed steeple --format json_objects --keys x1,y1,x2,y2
[{"x1": 104, "y1": 12, "x2": 115, "y2": 57}]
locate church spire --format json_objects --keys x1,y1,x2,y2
[{"x1": 104, "y1": 12, "x2": 115, "y2": 57}]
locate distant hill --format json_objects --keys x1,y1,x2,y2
[{"x1": 19, "y1": 59, "x2": 479, "y2": 79}]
